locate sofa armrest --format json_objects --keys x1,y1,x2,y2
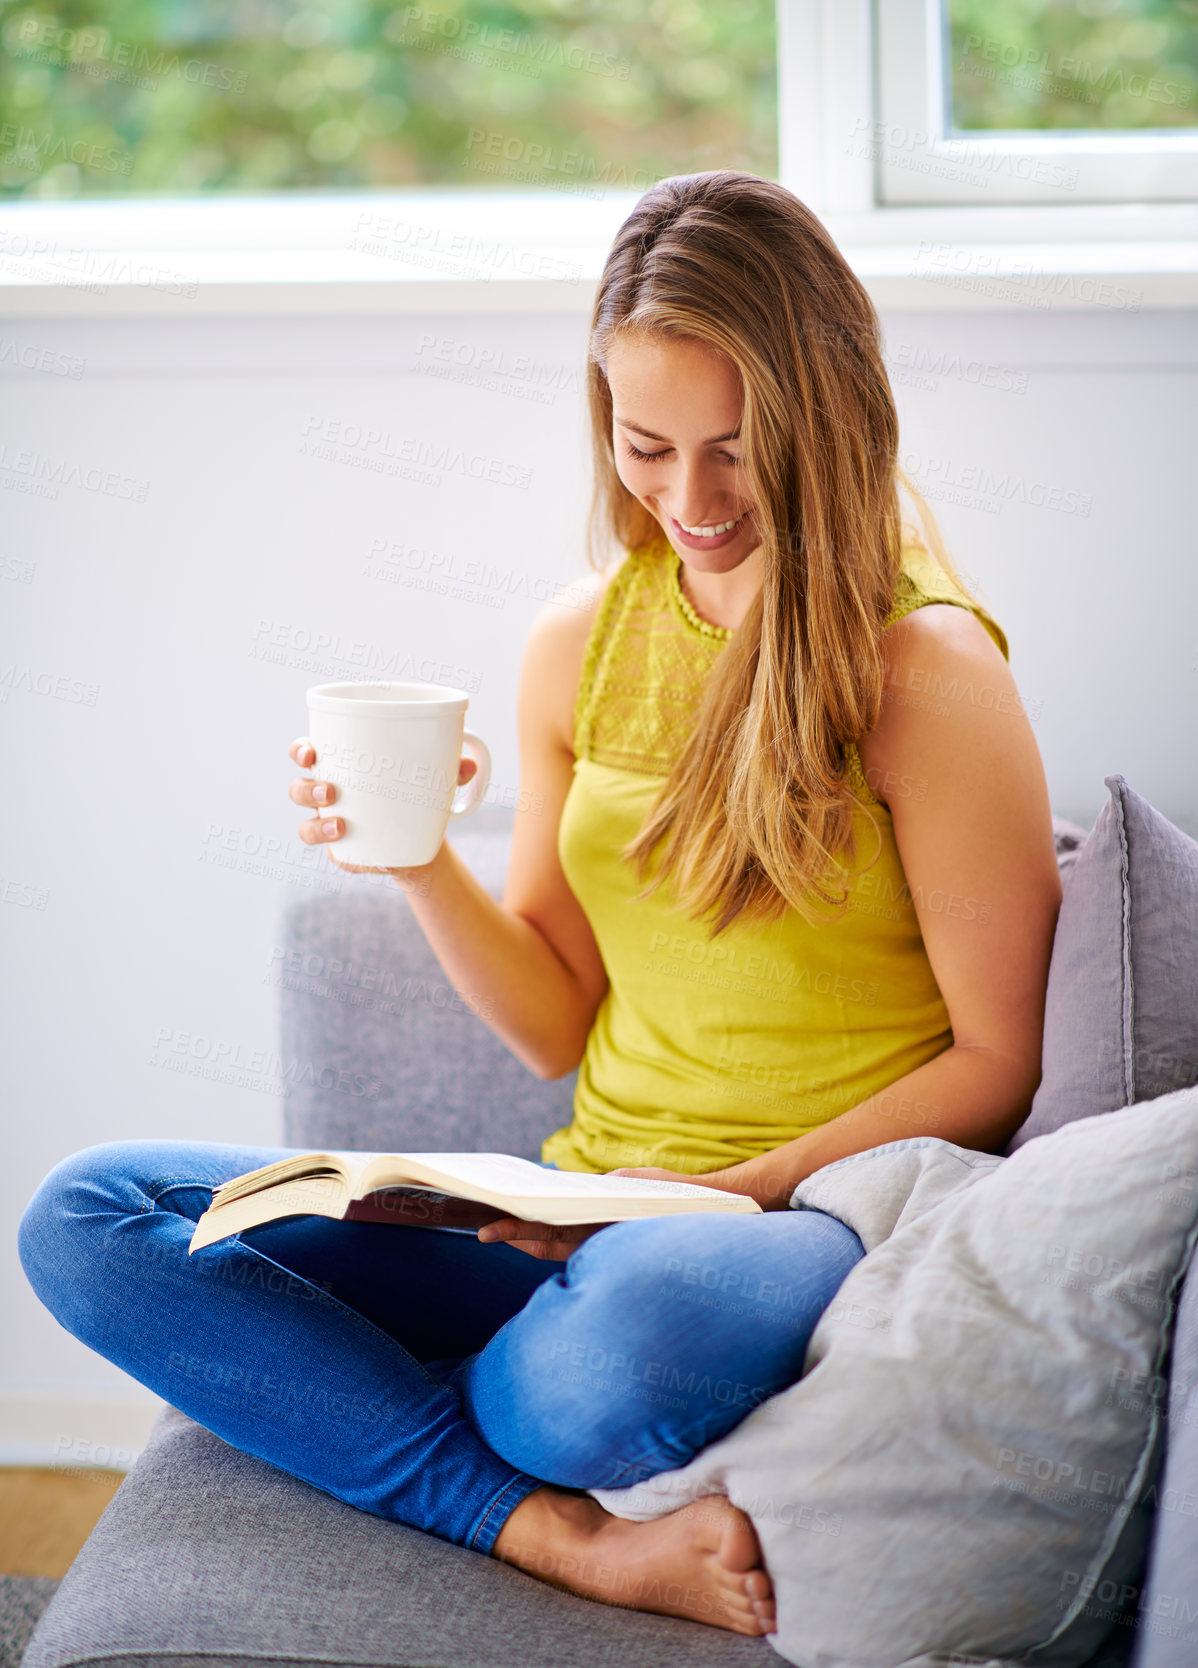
[{"x1": 276, "y1": 815, "x2": 575, "y2": 1157}]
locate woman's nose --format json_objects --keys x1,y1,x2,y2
[{"x1": 670, "y1": 458, "x2": 725, "y2": 524}]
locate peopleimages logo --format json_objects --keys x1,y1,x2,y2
[
  {"x1": 899, "y1": 447, "x2": 1093, "y2": 517},
  {"x1": 299, "y1": 415, "x2": 532, "y2": 491},
  {"x1": 394, "y1": 5, "x2": 633, "y2": 79},
  {"x1": 888, "y1": 341, "x2": 1028, "y2": 395},
  {"x1": 959, "y1": 33, "x2": 1192, "y2": 109},
  {"x1": 148, "y1": 1027, "x2": 383, "y2": 1100},
  {"x1": 0, "y1": 123, "x2": 131, "y2": 176},
  {"x1": 0, "y1": 662, "x2": 99, "y2": 706},
  {"x1": 0, "y1": 442, "x2": 149, "y2": 502},
  {"x1": 13, "y1": 18, "x2": 246, "y2": 92},
  {"x1": 0, "y1": 337, "x2": 85, "y2": 379},
  {"x1": 915, "y1": 242, "x2": 1142, "y2": 313},
  {"x1": 464, "y1": 127, "x2": 656, "y2": 191}
]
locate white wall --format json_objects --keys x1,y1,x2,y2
[{"x1": 2, "y1": 298, "x2": 1195, "y2": 1464}]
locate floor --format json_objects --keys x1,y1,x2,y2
[{"x1": 0, "y1": 1468, "x2": 124, "y2": 1579}]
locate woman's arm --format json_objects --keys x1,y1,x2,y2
[
  {"x1": 680, "y1": 601, "x2": 1063, "y2": 1207},
  {"x1": 388, "y1": 591, "x2": 611, "y2": 1080},
  {"x1": 292, "y1": 581, "x2": 612, "y2": 1081}
]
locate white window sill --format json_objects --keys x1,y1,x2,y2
[{"x1": 0, "y1": 191, "x2": 1194, "y2": 317}]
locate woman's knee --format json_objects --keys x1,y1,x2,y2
[
  {"x1": 21, "y1": 1142, "x2": 136, "y2": 1283},
  {"x1": 561, "y1": 1215, "x2": 699, "y2": 1307},
  {"x1": 471, "y1": 1210, "x2": 866, "y2": 1478},
  {"x1": 17, "y1": 1139, "x2": 206, "y2": 1315},
  {"x1": 564, "y1": 1210, "x2": 863, "y2": 1318},
  {"x1": 507, "y1": 1210, "x2": 861, "y2": 1362},
  {"x1": 461, "y1": 1219, "x2": 725, "y2": 1478}
]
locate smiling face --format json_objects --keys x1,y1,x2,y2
[{"x1": 607, "y1": 332, "x2": 759, "y2": 577}]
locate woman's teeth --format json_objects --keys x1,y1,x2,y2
[{"x1": 678, "y1": 513, "x2": 745, "y2": 537}]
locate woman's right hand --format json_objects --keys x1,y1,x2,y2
[
  {"x1": 287, "y1": 737, "x2": 477, "y2": 873},
  {"x1": 288, "y1": 737, "x2": 344, "y2": 853}
]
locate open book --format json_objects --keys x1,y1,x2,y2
[{"x1": 188, "y1": 1149, "x2": 762, "y2": 1252}]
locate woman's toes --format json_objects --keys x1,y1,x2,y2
[
  {"x1": 724, "y1": 1594, "x2": 770, "y2": 1634},
  {"x1": 718, "y1": 1509, "x2": 762, "y2": 1576},
  {"x1": 744, "y1": 1567, "x2": 772, "y2": 1602}
]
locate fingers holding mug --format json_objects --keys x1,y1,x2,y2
[
  {"x1": 288, "y1": 735, "x2": 342, "y2": 846},
  {"x1": 450, "y1": 730, "x2": 492, "y2": 819}
]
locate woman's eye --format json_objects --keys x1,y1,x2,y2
[{"x1": 622, "y1": 443, "x2": 741, "y2": 465}]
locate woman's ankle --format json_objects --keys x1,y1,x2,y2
[{"x1": 491, "y1": 1485, "x2": 604, "y2": 1575}]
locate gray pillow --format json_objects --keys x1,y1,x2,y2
[
  {"x1": 1009, "y1": 775, "x2": 1198, "y2": 1153},
  {"x1": 590, "y1": 1085, "x2": 1198, "y2": 1668},
  {"x1": 1052, "y1": 812, "x2": 1089, "y2": 879}
]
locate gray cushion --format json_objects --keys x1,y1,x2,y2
[
  {"x1": 20, "y1": 1404, "x2": 772, "y2": 1668},
  {"x1": 277, "y1": 811, "x2": 576, "y2": 1155},
  {"x1": 1053, "y1": 812, "x2": 1090, "y2": 879},
  {"x1": 1009, "y1": 776, "x2": 1198, "y2": 1153},
  {"x1": 0, "y1": 1576, "x2": 59, "y2": 1668},
  {"x1": 591, "y1": 1085, "x2": 1198, "y2": 1668}
]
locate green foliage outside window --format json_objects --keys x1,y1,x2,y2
[
  {"x1": 1, "y1": 1, "x2": 1193, "y2": 201},
  {"x1": 0, "y1": 0, "x2": 776, "y2": 198},
  {"x1": 949, "y1": 0, "x2": 1197, "y2": 130}
]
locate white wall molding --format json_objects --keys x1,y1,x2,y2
[
  {"x1": 1, "y1": 242, "x2": 1193, "y2": 319},
  {"x1": 1, "y1": 189, "x2": 1194, "y2": 317}
]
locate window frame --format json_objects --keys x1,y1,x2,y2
[{"x1": 872, "y1": 0, "x2": 1198, "y2": 207}]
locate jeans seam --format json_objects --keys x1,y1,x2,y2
[
  {"x1": 145, "y1": 1174, "x2": 219, "y2": 1205},
  {"x1": 468, "y1": 1471, "x2": 540, "y2": 1551}
]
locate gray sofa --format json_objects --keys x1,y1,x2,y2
[{"x1": 19, "y1": 812, "x2": 1198, "y2": 1668}]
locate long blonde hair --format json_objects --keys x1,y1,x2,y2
[{"x1": 585, "y1": 170, "x2": 972, "y2": 935}]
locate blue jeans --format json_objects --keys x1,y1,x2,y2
[{"x1": 17, "y1": 1138, "x2": 864, "y2": 1554}]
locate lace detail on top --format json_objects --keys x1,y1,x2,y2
[
  {"x1": 573, "y1": 545, "x2": 729, "y2": 776},
  {"x1": 574, "y1": 541, "x2": 1009, "y2": 800}
]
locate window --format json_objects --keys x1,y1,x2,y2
[
  {"x1": 1, "y1": 2, "x2": 1192, "y2": 306},
  {"x1": 949, "y1": 0, "x2": 1197, "y2": 133},
  {"x1": 873, "y1": 0, "x2": 1198, "y2": 205},
  {"x1": 0, "y1": 0, "x2": 776, "y2": 200}
]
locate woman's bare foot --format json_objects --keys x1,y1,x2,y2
[{"x1": 491, "y1": 1486, "x2": 775, "y2": 1636}]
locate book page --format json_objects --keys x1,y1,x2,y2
[
  {"x1": 210, "y1": 1151, "x2": 369, "y2": 1206},
  {"x1": 395, "y1": 1152, "x2": 737, "y2": 1202}
]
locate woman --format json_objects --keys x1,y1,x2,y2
[{"x1": 18, "y1": 172, "x2": 1061, "y2": 1639}]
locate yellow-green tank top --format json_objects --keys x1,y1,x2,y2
[{"x1": 541, "y1": 541, "x2": 1009, "y2": 1175}]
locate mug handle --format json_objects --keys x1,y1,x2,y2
[{"x1": 450, "y1": 730, "x2": 492, "y2": 819}]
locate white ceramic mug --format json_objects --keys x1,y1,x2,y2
[{"x1": 305, "y1": 682, "x2": 492, "y2": 868}]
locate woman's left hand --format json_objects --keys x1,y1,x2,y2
[
  {"x1": 475, "y1": 1219, "x2": 605, "y2": 1260},
  {"x1": 473, "y1": 1169, "x2": 696, "y2": 1260},
  {"x1": 474, "y1": 1160, "x2": 787, "y2": 1260}
]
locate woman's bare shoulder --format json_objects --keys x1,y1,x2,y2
[{"x1": 519, "y1": 560, "x2": 623, "y2": 752}]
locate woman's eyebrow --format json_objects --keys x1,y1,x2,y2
[{"x1": 614, "y1": 416, "x2": 741, "y2": 445}]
